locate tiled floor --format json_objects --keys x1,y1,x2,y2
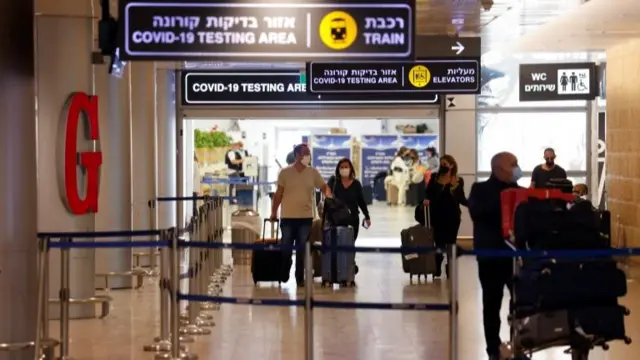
[{"x1": 46, "y1": 203, "x2": 640, "y2": 360}]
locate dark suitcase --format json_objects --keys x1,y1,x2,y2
[
  {"x1": 374, "y1": 179, "x2": 386, "y2": 201},
  {"x1": 514, "y1": 309, "x2": 571, "y2": 350},
  {"x1": 362, "y1": 185, "x2": 373, "y2": 205},
  {"x1": 514, "y1": 199, "x2": 603, "y2": 250},
  {"x1": 251, "y1": 219, "x2": 290, "y2": 285},
  {"x1": 321, "y1": 226, "x2": 356, "y2": 286},
  {"x1": 514, "y1": 260, "x2": 627, "y2": 312},
  {"x1": 401, "y1": 205, "x2": 437, "y2": 281},
  {"x1": 573, "y1": 305, "x2": 629, "y2": 342}
]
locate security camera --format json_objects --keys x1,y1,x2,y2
[{"x1": 480, "y1": 0, "x2": 494, "y2": 11}]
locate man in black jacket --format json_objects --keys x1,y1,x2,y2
[{"x1": 468, "y1": 152, "x2": 521, "y2": 360}]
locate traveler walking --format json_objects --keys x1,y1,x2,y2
[
  {"x1": 468, "y1": 151, "x2": 522, "y2": 360},
  {"x1": 270, "y1": 144, "x2": 332, "y2": 287}
]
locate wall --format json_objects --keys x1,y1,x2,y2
[{"x1": 606, "y1": 39, "x2": 640, "y2": 248}]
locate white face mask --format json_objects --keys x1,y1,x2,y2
[
  {"x1": 301, "y1": 155, "x2": 311, "y2": 166},
  {"x1": 339, "y1": 168, "x2": 351, "y2": 177}
]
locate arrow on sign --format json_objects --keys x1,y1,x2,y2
[{"x1": 451, "y1": 41, "x2": 465, "y2": 55}]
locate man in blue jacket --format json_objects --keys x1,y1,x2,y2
[{"x1": 468, "y1": 151, "x2": 521, "y2": 360}]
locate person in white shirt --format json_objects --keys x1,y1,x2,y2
[{"x1": 390, "y1": 147, "x2": 410, "y2": 205}]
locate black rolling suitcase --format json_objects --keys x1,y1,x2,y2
[{"x1": 251, "y1": 219, "x2": 290, "y2": 285}]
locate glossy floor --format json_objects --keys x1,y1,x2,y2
[{"x1": 47, "y1": 203, "x2": 640, "y2": 360}]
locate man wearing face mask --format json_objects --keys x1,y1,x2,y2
[
  {"x1": 270, "y1": 144, "x2": 332, "y2": 287},
  {"x1": 530, "y1": 147, "x2": 567, "y2": 188},
  {"x1": 468, "y1": 152, "x2": 522, "y2": 360}
]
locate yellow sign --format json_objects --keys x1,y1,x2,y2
[
  {"x1": 319, "y1": 11, "x2": 358, "y2": 50},
  {"x1": 408, "y1": 65, "x2": 431, "y2": 88}
]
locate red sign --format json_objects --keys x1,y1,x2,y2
[{"x1": 63, "y1": 92, "x2": 102, "y2": 215}]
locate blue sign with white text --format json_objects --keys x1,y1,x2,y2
[
  {"x1": 360, "y1": 135, "x2": 400, "y2": 186},
  {"x1": 310, "y1": 135, "x2": 352, "y2": 180}
]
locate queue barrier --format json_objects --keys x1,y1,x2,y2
[{"x1": 21, "y1": 194, "x2": 640, "y2": 360}]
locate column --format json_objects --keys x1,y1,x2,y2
[
  {"x1": 35, "y1": 11, "x2": 96, "y2": 317},
  {"x1": 0, "y1": 2, "x2": 38, "y2": 358},
  {"x1": 605, "y1": 39, "x2": 640, "y2": 249},
  {"x1": 156, "y1": 68, "x2": 178, "y2": 229},
  {"x1": 130, "y1": 62, "x2": 157, "y2": 265},
  {"x1": 443, "y1": 95, "x2": 477, "y2": 239},
  {"x1": 93, "y1": 55, "x2": 133, "y2": 289}
]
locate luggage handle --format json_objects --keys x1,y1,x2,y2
[
  {"x1": 424, "y1": 204, "x2": 431, "y2": 228},
  {"x1": 261, "y1": 219, "x2": 279, "y2": 242}
]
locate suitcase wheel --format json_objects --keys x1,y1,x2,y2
[
  {"x1": 625, "y1": 337, "x2": 632, "y2": 345},
  {"x1": 339, "y1": 281, "x2": 348, "y2": 287},
  {"x1": 602, "y1": 343, "x2": 610, "y2": 351},
  {"x1": 349, "y1": 281, "x2": 356, "y2": 287},
  {"x1": 623, "y1": 307, "x2": 631, "y2": 316},
  {"x1": 253, "y1": 281, "x2": 258, "y2": 286}
]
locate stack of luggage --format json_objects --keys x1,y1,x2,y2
[{"x1": 501, "y1": 188, "x2": 631, "y2": 358}]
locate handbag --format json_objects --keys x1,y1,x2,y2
[{"x1": 323, "y1": 177, "x2": 352, "y2": 227}]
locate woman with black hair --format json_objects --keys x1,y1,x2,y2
[{"x1": 327, "y1": 158, "x2": 371, "y2": 241}]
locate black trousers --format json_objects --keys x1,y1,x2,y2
[
  {"x1": 432, "y1": 218, "x2": 460, "y2": 274},
  {"x1": 477, "y1": 258, "x2": 513, "y2": 356}
]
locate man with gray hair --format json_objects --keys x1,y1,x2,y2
[
  {"x1": 271, "y1": 144, "x2": 332, "y2": 287},
  {"x1": 468, "y1": 151, "x2": 522, "y2": 360}
]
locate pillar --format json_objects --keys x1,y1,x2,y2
[
  {"x1": 130, "y1": 62, "x2": 157, "y2": 264},
  {"x1": 93, "y1": 54, "x2": 133, "y2": 289},
  {"x1": 35, "y1": 10, "x2": 96, "y2": 317},
  {"x1": 605, "y1": 39, "x2": 640, "y2": 248},
  {"x1": 443, "y1": 95, "x2": 477, "y2": 239},
  {"x1": 0, "y1": 2, "x2": 38, "y2": 358},
  {"x1": 156, "y1": 68, "x2": 178, "y2": 229}
]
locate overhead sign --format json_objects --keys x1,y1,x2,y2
[
  {"x1": 119, "y1": 0, "x2": 415, "y2": 61},
  {"x1": 307, "y1": 60, "x2": 480, "y2": 94},
  {"x1": 519, "y1": 62, "x2": 598, "y2": 102},
  {"x1": 416, "y1": 35, "x2": 481, "y2": 58},
  {"x1": 61, "y1": 93, "x2": 102, "y2": 215},
  {"x1": 181, "y1": 70, "x2": 438, "y2": 105}
]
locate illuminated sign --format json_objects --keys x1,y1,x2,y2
[
  {"x1": 119, "y1": 0, "x2": 415, "y2": 60},
  {"x1": 308, "y1": 60, "x2": 480, "y2": 94},
  {"x1": 181, "y1": 70, "x2": 438, "y2": 105},
  {"x1": 519, "y1": 62, "x2": 598, "y2": 101},
  {"x1": 61, "y1": 93, "x2": 102, "y2": 215}
]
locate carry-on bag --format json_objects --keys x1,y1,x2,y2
[
  {"x1": 321, "y1": 226, "x2": 356, "y2": 287},
  {"x1": 401, "y1": 205, "x2": 437, "y2": 281},
  {"x1": 387, "y1": 184, "x2": 399, "y2": 205},
  {"x1": 513, "y1": 309, "x2": 572, "y2": 350},
  {"x1": 310, "y1": 219, "x2": 323, "y2": 277},
  {"x1": 514, "y1": 260, "x2": 627, "y2": 313},
  {"x1": 251, "y1": 219, "x2": 290, "y2": 285},
  {"x1": 573, "y1": 305, "x2": 630, "y2": 343}
]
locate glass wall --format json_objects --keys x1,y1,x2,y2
[{"x1": 477, "y1": 52, "x2": 590, "y2": 186}]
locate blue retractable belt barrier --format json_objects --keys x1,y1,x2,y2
[
  {"x1": 179, "y1": 240, "x2": 442, "y2": 254},
  {"x1": 48, "y1": 240, "x2": 168, "y2": 249},
  {"x1": 201, "y1": 178, "x2": 275, "y2": 186},
  {"x1": 156, "y1": 196, "x2": 237, "y2": 202},
  {"x1": 38, "y1": 229, "x2": 162, "y2": 239},
  {"x1": 177, "y1": 293, "x2": 450, "y2": 311},
  {"x1": 462, "y1": 248, "x2": 640, "y2": 258}
]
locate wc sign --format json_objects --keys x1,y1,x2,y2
[
  {"x1": 518, "y1": 62, "x2": 597, "y2": 102},
  {"x1": 60, "y1": 92, "x2": 102, "y2": 215}
]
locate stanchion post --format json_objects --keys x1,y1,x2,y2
[
  {"x1": 448, "y1": 245, "x2": 458, "y2": 360},
  {"x1": 34, "y1": 237, "x2": 48, "y2": 360},
  {"x1": 149, "y1": 200, "x2": 158, "y2": 274},
  {"x1": 169, "y1": 228, "x2": 198, "y2": 360},
  {"x1": 59, "y1": 237, "x2": 74, "y2": 360},
  {"x1": 303, "y1": 239, "x2": 314, "y2": 360}
]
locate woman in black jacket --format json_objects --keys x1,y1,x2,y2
[
  {"x1": 328, "y1": 158, "x2": 371, "y2": 241},
  {"x1": 423, "y1": 154, "x2": 468, "y2": 277}
]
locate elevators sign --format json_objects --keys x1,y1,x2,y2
[
  {"x1": 308, "y1": 60, "x2": 480, "y2": 94},
  {"x1": 519, "y1": 62, "x2": 598, "y2": 102},
  {"x1": 118, "y1": 0, "x2": 415, "y2": 61}
]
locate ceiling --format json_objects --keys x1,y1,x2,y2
[
  {"x1": 415, "y1": 0, "x2": 586, "y2": 52},
  {"x1": 510, "y1": 0, "x2": 640, "y2": 52}
]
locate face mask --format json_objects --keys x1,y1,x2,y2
[
  {"x1": 301, "y1": 155, "x2": 311, "y2": 166},
  {"x1": 438, "y1": 166, "x2": 449, "y2": 174},
  {"x1": 339, "y1": 168, "x2": 351, "y2": 177},
  {"x1": 511, "y1": 166, "x2": 523, "y2": 183}
]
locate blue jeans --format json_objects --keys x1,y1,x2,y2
[{"x1": 280, "y1": 218, "x2": 313, "y2": 282}]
